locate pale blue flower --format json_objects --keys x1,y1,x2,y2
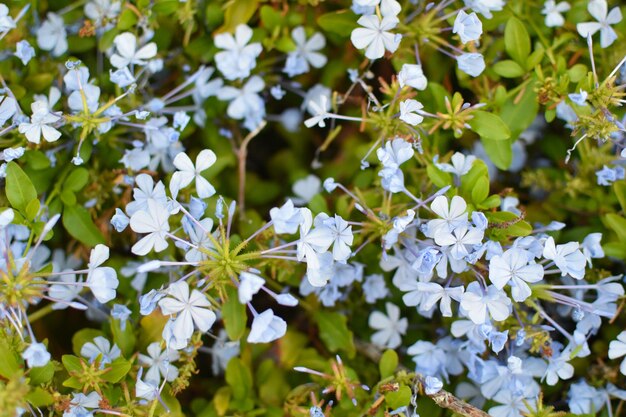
[
  {"x1": 362, "y1": 274, "x2": 388, "y2": 304},
  {"x1": 111, "y1": 304, "x2": 132, "y2": 330},
  {"x1": 22, "y1": 342, "x2": 51, "y2": 368},
  {"x1": 457, "y1": 53, "x2": 485, "y2": 77},
  {"x1": 15, "y1": 40, "x2": 35, "y2": 65},
  {"x1": 110, "y1": 208, "x2": 129, "y2": 232}
]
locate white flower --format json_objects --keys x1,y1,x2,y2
[
  {"x1": 435, "y1": 225, "x2": 484, "y2": 260},
  {"x1": 135, "y1": 369, "x2": 159, "y2": 400},
  {"x1": 568, "y1": 381, "x2": 604, "y2": 414},
  {"x1": 377, "y1": 138, "x2": 414, "y2": 169},
  {"x1": 247, "y1": 309, "x2": 287, "y2": 343},
  {"x1": 49, "y1": 274, "x2": 82, "y2": 309},
  {"x1": 238, "y1": 272, "x2": 265, "y2": 304},
  {"x1": 0, "y1": 4, "x2": 16, "y2": 32},
  {"x1": 544, "y1": 352, "x2": 574, "y2": 385},
  {"x1": 85, "y1": 0, "x2": 121, "y2": 27},
  {"x1": 214, "y1": 24, "x2": 262, "y2": 80},
  {"x1": 609, "y1": 331, "x2": 626, "y2": 375},
  {"x1": 270, "y1": 200, "x2": 303, "y2": 234},
  {"x1": 397, "y1": 64, "x2": 427, "y2": 90},
  {"x1": 18, "y1": 101, "x2": 61, "y2": 144},
  {"x1": 582, "y1": 233, "x2": 604, "y2": 266},
  {"x1": 415, "y1": 282, "x2": 465, "y2": 317},
  {"x1": 407, "y1": 340, "x2": 447, "y2": 377},
  {"x1": 66, "y1": 392, "x2": 101, "y2": 416},
  {"x1": 129, "y1": 200, "x2": 170, "y2": 256},
  {"x1": 126, "y1": 174, "x2": 168, "y2": 216},
  {"x1": 457, "y1": 53, "x2": 485, "y2": 77},
  {"x1": 139, "y1": 342, "x2": 180, "y2": 383},
  {"x1": 183, "y1": 217, "x2": 214, "y2": 263},
  {"x1": 0, "y1": 208, "x2": 13, "y2": 228},
  {"x1": 292, "y1": 174, "x2": 322, "y2": 204},
  {"x1": 542, "y1": 237, "x2": 586, "y2": 279},
  {"x1": 37, "y1": 13, "x2": 68, "y2": 57},
  {"x1": 435, "y1": 152, "x2": 476, "y2": 177},
  {"x1": 464, "y1": 0, "x2": 505, "y2": 18},
  {"x1": 86, "y1": 244, "x2": 119, "y2": 303},
  {"x1": 453, "y1": 10, "x2": 483, "y2": 43},
  {"x1": 542, "y1": 1, "x2": 571, "y2": 27},
  {"x1": 217, "y1": 76, "x2": 265, "y2": 124},
  {"x1": 425, "y1": 195, "x2": 469, "y2": 238},
  {"x1": 15, "y1": 40, "x2": 36, "y2": 65},
  {"x1": 350, "y1": 15, "x2": 401, "y2": 60},
  {"x1": 80, "y1": 336, "x2": 121, "y2": 365},
  {"x1": 368, "y1": 302, "x2": 407, "y2": 349},
  {"x1": 399, "y1": 99, "x2": 424, "y2": 126},
  {"x1": 170, "y1": 149, "x2": 217, "y2": 199},
  {"x1": 0, "y1": 95, "x2": 17, "y2": 126},
  {"x1": 303, "y1": 94, "x2": 330, "y2": 128},
  {"x1": 322, "y1": 214, "x2": 354, "y2": 261},
  {"x1": 110, "y1": 32, "x2": 157, "y2": 68},
  {"x1": 22, "y1": 342, "x2": 51, "y2": 368},
  {"x1": 158, "y1": 281, "x2": 217, "y2": 344},
  {"x1": 489, "y1": 248, "x2": 544, "y2": 302},
  {"x1": 64, "y1": 66, "x2": 101, "y2": 113},
  {"x1": 460, "y1": 282, "x2": 511, "y2": 324},
  {"x1": 284, "y1": 26, "x2": 327, "y2": 77},
  {"x1": 576, "y1": 0, "x2": 622, "y2": 48},
  {"x1": 297, "y1": 209, "x2": 334, "y2": 272}
]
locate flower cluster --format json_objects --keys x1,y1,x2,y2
[{"x1": 0, "y1": 0, "x2": 625, "y2": 417}]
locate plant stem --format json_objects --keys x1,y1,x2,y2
[{"x1": 236, "y1": 121, "x2": 266, "y2": 221}]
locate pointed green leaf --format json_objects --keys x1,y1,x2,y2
[{"x1": 6, "y1": 162, "x2": 37, "y2": 212}]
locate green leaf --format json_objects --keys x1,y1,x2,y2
[
  {"x1": 614, "y1": 181, "x2": 626, "y2": 212},
  {"x1": 482, "y1": 138, "x2": 513, "y2": 170},
  {"x1": 153, "y1": 0, "x2": 178, "y2": 14},
  {"x1": 460, "y1": 160, "x2": 488, "y2": 196},
  {"x1": 604, "y1": 213, "x2": 626, "y2": 241},
  {"x1": 385, "y1": 385, "x2": 412, "y2": 409},
  {"x1": 222, "y1": 286, "x2": 247, "y2": 340},
  {"x1": 504, "y1": 17, "x2": 531, "y2": 65},
  {"x1": 29, "y1": 362, "x2": 55, "y2": 385},
  {"x1": 526, "y1": 47, "x2": 544, "y2": 70},
  {"x1": 25, "y1": 387, "x2": 54, "y2": 407},
  {"x1": 217, "y1": 0, "x2": 258, "y2": 33},
  {"x1": 379, "y1": 349, "x2": 398, "y2": 379},
  {"x1": 102, "y1": 357, "x2": 131, "y2": 382},
  {"x1": 486, "y1": 211, "x2": 532, "y2": 238},
  {"x1": 500, "y1": 82, "x2": 539, "y2": 138},
  {"x1": 117, "y1": 8, "x2": 138, "y2": 30},
  {"x1": 567, "y1": 64, "x2": 588, "y2": 83},
  {"x1": 225, "y1": 358, "x2": 253, "y2": 401},
  {"x1": 603, "y1": 242, "x2": 626, "y2": 259},
  {"x1": 468, "y1": 111, "x2": 511, "y2": 141},
  {"x1": 63, "y1": 376, "x2": 83, "y2": 390},
  {"x1": 6, "y1": 162, "x2": 37, "y2": 212},
  {"x1": 62, "y1": 205, "x2": 105, "y2": 247},
  {"x1": 0, "y1": 337, "x2": 22, "y2": 378},
  {"x1": 111, "y1": 318, "x2": 136, "y2": 358},
  {"x1": 478, "y1": 194, "x2": 501, "y2": 209},
  {"x1": 260, "y1": 5, "x2": 282, "y2": 31},
  {"x1": 471, "y1": 176, "x2": 490, "y2": 204},
  {"x1": 493, "y1": 60, "x2": 525, "y2": 78},
  {"x1": 25, "y1": 198, "x2": 40, "y2": 222},
  {"x1": 64, "y1": 168, "x2": 89, "y2": 192},
  {"x1": 213, "y1": 386, "x2": 232, "y2": 416},
  {"x1": 427, "y1": 164, "x2": 452, "y2": 188},
  {"x1": 317, "y1": 10, "x2": 357, "y2": 37},
  {"x1": 314, "y1": 311, "x2": 355, "y2": 357},
  {"x1": 62, "y1": 355, "x2": 83, "y2": 373}
]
